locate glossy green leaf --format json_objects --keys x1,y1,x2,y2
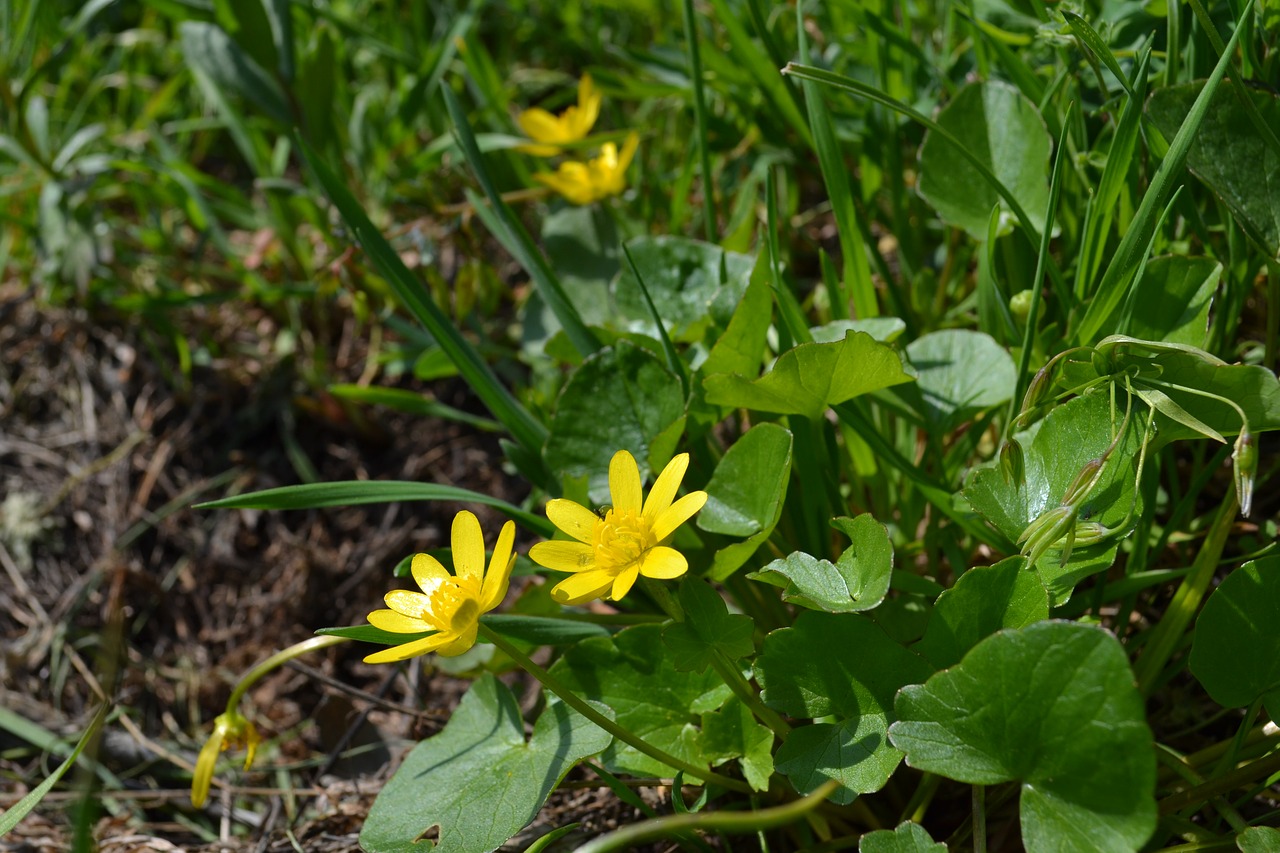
[
  {"x1": 179, "y1": 22, "x2": 291, "y2": 125},
  {"x1": 899, "y1": 329, "x2": 1016, "y2": 429},
  {"x1": 917, "y1": 81, "x2": 1051, "y2": 239},
  {"x1": 544, "y1": 342, "x2": 687, "y2": 504},
  {"x1": 964, "y1": 393, "x2": 1144, "y2": 604},
  {"x1": 1238, "y1": 827, "x2": 1280, "y2": 853},
  {"x1": 859, "y1": 821, "x2": 946, "y2": 853},
  {"x1": 913, "y1": 556, "x2": 1049, "y2": 669},
  {"x1": 756, "y1": 612, "x2": 933, "y2": 801},
  {"x1": 613, "y1": 236, "x2": 754, "y2": 342},
  {"x1": 749, "y1": 514, "x2": 893, "y2": 613},
  {"x1": 1123, "y1": 256, "x2": 1218, "y2": 348},
  {"x1": 663, "y1": 578, "x2": 755, "y2": 673},
  {"x1": 1147, "y1": 83, "x2": 1280, "y2": 256},
  {"x1": 548, "y1": 625, "x2": 733, "y2": 778},
  {"x1": 890, "y1": 621, "x2": 1156, "y2": 853},
  {"x1": 703, "y1": 331, "x2": 913, "y2": 419},
  {"x1": 699, "y1": 423, "x2": 793, "y2": 537},
  {"x1": 701, "y1": 698, "x2": 774, "y2": 792},
  {"x1": 699, "y1": 264, "x2": 773, "y2": 382},
  {"x1": 196, "y1": 480, "x2": 552, "y2": 537},
  {"x1": 360, "y1": 675, "x2": 610, "y2": 853},
  {"x1": 1190, "y1": 557, "x2": 1280, "y2": 720}
]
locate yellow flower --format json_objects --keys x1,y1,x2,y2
[
  {"x1": 363, "y1": 511, "x2": 515, "y2": 663},
  {"x1": 191, "y1": 709, "x2": 260, "y2": 808},
  {"x1": 530, "y1": 450, "x2": 707, "y2": 605},
  {"x1": 517, "y1": 74, "x2": 601, "y2": 156},
  {"x1": 534, "y1": 132, "x2": 639, "y2": 205}
]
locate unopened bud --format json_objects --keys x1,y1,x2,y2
[
  {"x1": 1000, "y1": 439, "x2": 1025, "y2": 488},
  {"x1": 1062, "y1": 458, "x2": 1104, "y2": 506},
  {"x1": 1233, "y1": 430, "x2": 1256, "y2": 517}
]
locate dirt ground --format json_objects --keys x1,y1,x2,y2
[{"x1": 0, "y1": 284, "x2": 666, "y2": 852}]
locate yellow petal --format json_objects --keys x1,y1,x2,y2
[
  {"x1": 638, "y1": 545, "x2": 688, "y2": 579},
  {"x1": 535, "y1": 166, "x2": 597, "y2": 205},
  {"x1": 609, "y1": 450, "x2": 643, "y2": 513},
  {"x1": 643, "y1": 453, "x2": 689, "y2": 521},
  {"x1": 529, "y1": 539, "x2": 596, "y2": 573},
  {"x1": 435, "y1": 623, "x2": 479, "y2": 656},
  {"x1": 609, "y1": 564, "x2": 641, "y2": 600},
  {"x1": 516, "y1": 107, "x2": 566, "y2": 143},
  {"x1": 411, "y1": 553, "x2": 449, "y2": 591},
  {"x1": 363, "y1": 632, "x2": 455, "y2": 664},
  {"x1": 451, "y1": 511, "x2": 485, "y2": 583},
  {"x1": 384, "y1": 589, "x2": 431, "y2": 618},
  {"x1": 481, "y1": 520, "x2": 516, "y2": 612},
  {"x1": 616, "y1": 131, "x2": 640, "y2": 173},
  {"x1": 190, "y1": 729, "x2": 225, "y2": 807},
  {"x1": 546, "y1": 499, "x2": 600, "y2": 544},
  {"x1": 367, "y1": 608, "x2": 432, "y2": 634},
  {"x1": 651, "y1": 490, "x2": 708, "y2": 542},
  {"x1": 551, "y1": 570, "x2": 615, "y2": 605}
]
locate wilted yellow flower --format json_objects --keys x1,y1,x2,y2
[
  {"x1": 534, "y1": 132, "x2": 639, "y2": 205},
  {"x1": 530, "y1": 450, "x2": 706, "y2": 605},
  {"x1": 517, "y1": 74, "x2": 601, "y2": 156},
  {"x1": 191, "y1": 709, "x2": 260, "y2": 808},
  {"x1": 364, "y1": 511, "x2": 515, "y2": 663}
]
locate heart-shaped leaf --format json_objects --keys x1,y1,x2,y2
[
  {"x1": 1190, "y1": 556, "x2": 1280, "y2": 721},
  {"x1": 859, "y1": 822, "x2": 946, "y2": 853},
  {"x1": 360, "y1": 675, "x2": 611, "y2": 853},
  {"x1": 663, "y1": 578, "x2": 756, "y2": 673},
  {"x1": 699, "y1": 423, "x2": 794, "y2": 580},
  {"x1": 612, "y1": 236, "x2": 754, "y2": 341},
  {"x1": 898, "y1": 329, "x2": 1016, "y2": 429},
  {"x1": 701, "y1": 698, "x2": 774, "y2": 792},
  {"x1": 890, "y1": 621, "x2": 1156, "y2": 853},
  {"x1": 748, "y1": 514, "x2": 893, "y2": 613}
]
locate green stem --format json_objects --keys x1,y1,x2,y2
[
  {"x1": 682, "y1": 0, "x2": 718, "y2": 242},
  {"x1": 972, "y1": 785, "x2": 987, "y2": 853},
  {"x1": 572, "y1": 779, "x2": 841, "y2": 853},
  {"x1": 710, "y1": 649, "x2": 792, "y2": 739},
  {"x1": 226, "y1": 635, "x2": 349, "y2": 714},
  {"x1": 478, "y1": 624, "x2": 751, "y2": 793},
  {"x1": 1159, "y1": 747, "x2": 1280, "y2": 816}
]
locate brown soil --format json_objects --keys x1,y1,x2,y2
[{"x1": 0, "y1": 285, "x2": 663, "y2": 851}]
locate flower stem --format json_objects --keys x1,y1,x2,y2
[
  {"x1": 226, "y1": 635, "x2": 349, "y2": 714},
  {"x1": 710, "y1": 649, "x2": 792, "y2": 740},
  {"x1": 478, "y1": 624, "x2": 751, "y2": 793}
]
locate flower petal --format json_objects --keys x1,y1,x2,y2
[
  {"x1": 651, "y1": 490, "x2": 708, "y2": 542},
  {"x1": 363, "y1": 632, "x2": 455, "y2": 664},
  {"x1": 616, "y1": 131, "x2": 640, "y2": 173},
  {"x1": 384, "y1": 589, "x2": 431, "y2": 618},
  {"x1": 638, "y1": 545, "x2": 688, "y2": 579},
  {"x1": 643, "y1": 453, "x2": 689, "y2": 521},
  {"x1": 529, "y1": 539, "x2": 596, "y2": 573},
  {"x1": 546, "y1": 499, "x2": 600, "y2": 544},
  {"x1": 190, "y1": 729, "x2": 225, "y2": 807},
  {"x1": 534, "y1": 166, "x2": 596, "y2": 205},
  {"x1": 411, "y1": 553, "x2": 449, "y2": 592},
  {"x1": 550, "y1": 570, "x2": 615, "y2": 605},
  {"x1": 367, "y1": 608, "x2": 431, "y2": 634},
  {"x1": 451, "y1": 511, "x2": 485, "y2": 583},
  {"x1": 481, "y1": 520, "x2": 516, "y2": 612},
  {"x1": 609, "y1": 450, "x2": 643, "y2": 513},
  {"x1": 610, "y1": 564, "x2": 641, "y2": 600},
  {"x1": 516, "y1": 107, "x2": 565, "y2": 143},
  {"x1": 575, "y1": 74, "x2": 600, "y2": 134},
  {"x1": 435, "y1": 623, "x2": 479, "y2": 657}
]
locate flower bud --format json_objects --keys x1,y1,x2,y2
[
  {"x1": 1233, "y1": 429, "x2": 1256, "y2": 517},
  {"x1": 1000, "y1": 439, "x2": 1025, "y2": 488},
  {"x1": 1061, "y1": 458, "x2": 1104, "y2": 506}
]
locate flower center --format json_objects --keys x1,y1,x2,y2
[
  {"x1": 423, "y1": 577, "x2": 482, "y2": 633},
  {"x1": 593, "y1": 508, "x2": 654, "y2": 574}
]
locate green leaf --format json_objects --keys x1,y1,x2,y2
[
  {"x1": 1238, "y1": 827, "x2": 1280, "y2": 853},
  {"x1": 482, "y1": 614, "x2": 613, "y2": 646},
  {"x1": 699, "y1": 264, "x2": 773, "y2": 382},
  {"x1": 1190, "y1": 557, "x2": 1280, "y2": 720},
  {"x1": 913, "y1": 556, "x2": 1049, "y2": 669},
  {"x1": 179, "y1": 21, "x2": 291, "y2": 125},
  {"x1": 700, "y1": 698, "x2": 775, "y2": 792},
  {"x1": 699, "y1": 423, "x2": 793, "y2": 537},
  {"x1": 1123, "y1": 256, "x2": 1218, "y2": 348},
  {"x1": 898, "y1": 329, "x2": 1016, "y2": 429},
  {"x1": 703, "y1": 331, "x2": 914, "y2": 419},
  {"x1": 544, "y1": 342, "x2": 687, "y2": 504},
  {"x1": 548, "y1": 625, "x2": 733, "y2": 778},
  {"x1": 0, "y1": 704, "x2": 109, "y2": 836},
  {"x1": 890, "y1": 621, "x2": 1156, "y2": 853},
  {"x1": 359, "y1": 675, "x2": 611, "y2": 853},
  {"x1": 317, "y1": 624, "x2": 433, "y2": 646},
  {"x1": 612, "y1": 236, "x2": 754, "y2": 342},
  {"x1": 963, "y1": 393, "x2": 1145, "y2": 604},
  {"x1": 1147, "y1": 83, "x2": 1280, "y2": 257},
  {"x1": 748, "y1": 514, "x2": 893, "y2": 613},
  {"x1": 859, "y1": 821, "x2": 946, "y2": 853},
  {"x1": 917, "y1": 81, "x2": 1052, "y2": 239},
  {"x1": 756, "y1": 612, "x2": 933, "y2": 802},
  {"x1": 196, "y1": 480, "x2": 553, "y2": 537},
  {"x1": 662, "y1": 578, "x2": 756, "y2": 673}
]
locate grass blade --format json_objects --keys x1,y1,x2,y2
[
  {"x1": 1073, "y1": 4, "x2": 1248, "y2": 345},
  {"x1": 681, "y1": 0, "x2": 718, "y2": 242},
  {"x1": 0, "y1": 704, "x2": 109, "y2": 836}
]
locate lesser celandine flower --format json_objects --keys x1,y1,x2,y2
[
  {"x1": 364, "y1": 511, "x2": 515, "y2": 663},
  {"x1": 516, "y1": 74, "x2": 601, "y2": 156},
  {"x1": 191, "y1": 709, "x2": 260, "y2": 808},
  {"x1": 530, "y1": 450, "x2": 707, "y2": 605},
  {"x1": 534, "y1": 132, "x2": 639, "y2": 205}
]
